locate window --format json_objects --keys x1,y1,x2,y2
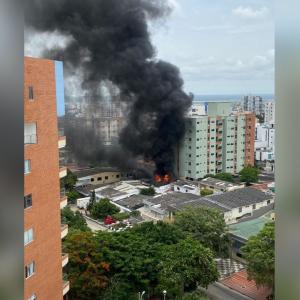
[
  {"x1": 239, "y1": 207, "x2": 242, "y2": 213},
  {"x1": 29, "y1": 86, "x2": 34, "y2": 100},
  {"x1": 116, "y1": 174, "x2": 119, "y2": 178},
  {"x1": 25, "y1": 262, "x2": 35, "y2": 279},
  {"x1": 97, "y1": 177, "x2": 102, "y2": 181},
  {"x1": 24, "y1": 228, "x2": 34, "y2": 245},
  {"x1": 28, "y1": 294, "x2": 36, "y2": 300},
  {"x1": 253, "y1": 204, "x2": 256, "y2": 209},
  {"x1": 91, "y1": 178, "x2": 94, "y2": 182},
  {"x1": 24, "y1": 123, "x2": 37, "y2": 144},
  {"x1": 24, "y1": 160, "x2": 31, "y2": 174},
  {"x1": 24, "y1": 194, "x2": 32, "y2": 209},
  {"x1": 267, "y1": 200, "x2": 271, "y2": 204},
  {"x1": 105, "y1": 176, "x2": 108, "y2": 180}
]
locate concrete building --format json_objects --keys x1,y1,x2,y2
[
  {"x1": 139, "y1": 187, "x2": 274, "y2": 225},
  {"x1": 242, "y1": 95, "x2": 264, "y2": 116},
  {"x1": 255, "y1": 123, "x2": 275, "y2": 162},
  {"x1": 73, "y1": 167, "x2": 122, "y2": 186},
  {"x1": 264, "y1": 101, "x2": 275, "y2": 124},
  {"x1": 24, "y1": 57, "x2": 69, "y2": 300},
  {"x1": 177, "y1": 102, "x2": 255, "y2": 180},
  {"x1": 200, "y1": 177, "x2": 244, "y2": 193},
  {"x1": 188, "y1": 102, "x2": 206, "y2": 116}
]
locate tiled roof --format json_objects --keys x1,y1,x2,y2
[
  {"x1": 220, "y1": 269, "x2": 272, "y2": 300},
  {"x1": 204, "y1": 187, "x2": 273, "y2": 209}
]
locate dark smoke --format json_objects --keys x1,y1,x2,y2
[{"x1": 25, "y1": 0, "x2": 192, "y2": 175}]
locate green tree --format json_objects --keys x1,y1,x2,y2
[
  {"x1": 200, "y1": 188, "x2": 213, "y2": 196},
  {"x1": 61, "y1": 169, "x2": 77, "y2": 191},
  {"x1": 112, "y1": 212, "x2": 131, "y2": 221},
  {"x1": 87, "y1": 190, "x2": 96, "y2": 213},
  {"x1": 182, "y1": 290, "x2": 209, "y2": 300},
  {"x1": 239, "y1": 166, "x2": 259, "y2": 185},
  {"x1": 213, "y1": 172, "x2": 234, "y2": 182},
  {"x1": 157, "y1": 237, "x2": 219, "y2": 298},
  {"x1": 91, "y1": 198, "x2": 120, "y2": 220},
  {"x1": 66, "y1": 190, "x2": 81, "y2": 204},
  {"x1": 64, "y1": 230, "x2": 110, "y2": 300},
  {"x1": 174, "y1": 206, "x2": 229, "y2": 256},
  {"x1": 140, "y1": 187, "x2": 155, "y2": 196},
  {"x1": 241, "y1": 222, "x2": 275, "y2": 295},
  {"x1": 61, "y1": 207, "x2": 90, "y2": 232}
]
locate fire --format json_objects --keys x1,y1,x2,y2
[{"x1": 154, "y1": 174, "x2": 171, "y2": 184}]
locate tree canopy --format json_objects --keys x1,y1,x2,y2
[
  {"x1": 239, "y1": 166, "x2": 259, "y2": 185},
  {"x1": 200, "y1": 188, "x2": 213, "y2": 196},
  {"x1": 140, "y1": 187, "x2": 155, "y2": 196},
  {"x1": 61, "y1": 207, "x2": 90, "y2": 232},
  {"x1": 242, "y1": 222, "x2": 275, "y2": 293},
  {"x1": 90, "y1": 198, "x2": 120, "y2": 220},
  {"x1": 174, "y1": 206, "x2": 229, "y2": 256},
  {"x1": 64, "y1": 220, "x2": 218, "y2": 299},
  {"x1": 61, "y1": 169, "x2": 77, "y2": 191}
]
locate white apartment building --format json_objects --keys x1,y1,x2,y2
[
  {"x1": 255, "y1": 123, "x2": 275, "y2": 161},
  {"x1": 177, "y1": 102, "x2": 255, "y2": 180},
  {"x1": 264, "y1": 101, "x2": 275, "y2": 124},
  {"x1": 188, "y1": 102, "x2": 206, "y2": 116}
]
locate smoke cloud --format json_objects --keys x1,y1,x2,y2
[{"x1": 25, "y1": 0, "x2": 192, "y2": 175}]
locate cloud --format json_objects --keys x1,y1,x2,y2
[{"x1": 232, "y1": 6, "x2": 269, "y2": 19}]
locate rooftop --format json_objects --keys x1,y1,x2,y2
[
  {"x1": 201, "y1": 177, "x2": 243, "y2": 189},
  {"x1": 229, "y1": 211, "x2": 274, "y2": 240},
  {"x1": 74, "y1": 167, "x2": 120, "y2": 178},
  {"x1": 116, "y1": 194, "x2": 152, "y2": 210},
  {"x1": 204, "y1": 187, "x2": 273, "y2": 209}
]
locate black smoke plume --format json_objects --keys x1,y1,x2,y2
[{"x1": 25, "y1": 0, "x2": 192, "y2": 175}]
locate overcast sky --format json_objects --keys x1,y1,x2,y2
[
  {"x1": 150, "y1": 0, "x2": 274, "y2": 95},
  {"x1": 25, "y1": 0, "x2": 274, "y2": 96}
]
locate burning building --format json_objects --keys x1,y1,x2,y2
[{"x1": 25, "y1": 0, "x2": 192, "y2": 176}]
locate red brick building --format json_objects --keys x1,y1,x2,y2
[{"x1": 24, "y1": 57, "x2": 69, "y2": 300}]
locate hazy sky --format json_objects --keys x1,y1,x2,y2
[
  {"x1": 25, "y1": 0, "x2": 274, "y2": 96},
  {"x1": 150, "y1": 0, "x2": 274, "y2": 95}
]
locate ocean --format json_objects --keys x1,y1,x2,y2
[{"x1": 193, "y1": 94, "x2": 274, "y2": 103}]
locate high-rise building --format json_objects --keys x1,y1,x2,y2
[
  {"x1": 177, "y1": 102, "x2": 255, "y2": 180},
  {"x1": 242, "y1": 95, "x2": 264, "y2": 116},
  {"x1": 24, "y1": 57, "x2": 69, "y2": 300},
  {"x1": 264, "y1": 101, "x2": 275, "y2": 124}
]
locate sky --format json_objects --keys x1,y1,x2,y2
[
  {"x1": 25, "y1": 0, "x2": 274, "y2": 96},
  {"x1": 150, "y1": 0, "x2": 274, "y2": 95}
]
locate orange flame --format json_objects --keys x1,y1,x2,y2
[{"x1": 154, "y1": 174, "x2": 171, "y2": 184}]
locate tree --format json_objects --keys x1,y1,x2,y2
[
  {"x1": 213, "y1": 172, "x2": 234, "y2": 182},
  {"x1": 61, "y1": 207, "x2": 90, "y2": 232},
  {"x1": 63, "y1": 230, "x2": 110, "y2": 300},
  {"x1": 140, "y1": 187, "x2": 155, "y2": 196},
  {"x1": 239, "y1": 166, "x2": 259, "y2": 185},
  {"x1": 201, "y1": 188, "x2": 213, "y2": 196},
  {"x1": 241, "y1": 222, "x2": 274, "y2": 295},
  {"x1": 157, "y1": 237, "x2": 219, "y2": 298},
  {"x1": 174, "y1": 206, "x2": 229, "y2": 256},
  {"x1": 90, "y1": 198, "x2": 120, "y2": 220},
  {"x1": 87, "y1": 190, "x2": 96, "y2": 213},
  {"x1": 61, "y1": 169, "x2": 77, "y2": 191},
  {"x1": 66, "y1": 190, "x2": 81, "y2": 204}
]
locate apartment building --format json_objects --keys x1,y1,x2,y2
[
  {"x1": 264, "y1": 101, "x2": 275, "y2": 124},
  {"x1": 177, "y1": 102, "x2": 255, "y2": 180},
  {"x1": 242, "y1": 95, "x2": 264, "y2": 116},
  {"x1": 255, "y1": 123, "x2": 275, "y2": 162},
  {"x1": 24, "y1": 57, "x2": 69, "y2": 300}
]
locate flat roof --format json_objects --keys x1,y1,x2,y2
[
  {"x1": 229, "y1": 212, "x2": 274, "y2": 240},
  {"x1": 74, "y1": 167, "x2": 120, "y2": 178},
  {"x1": 201, "y1": 177, "x2": 242, "y2": 189}
]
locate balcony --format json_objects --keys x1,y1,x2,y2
[
  {"x1": 24, "y1": 134, "x2": 37, "y2": 144},
  {"x1": 61, "y1": 224, "x2": 68, "y2": 239},
  {"x1": 62, "y1": 253, "x2": 69, "y2": 268},
  {"x1": 63, "y1": 275, "x2": 70, "y2": 296},
  {"x1": 58, "y1": 136, "x2": 66, "y2": 149},
  {"x1": 59, "y1": 167, "x2": 67, "y2": 179},
  {"x1": 60, "y1": 188, "x2": 68, "y2": 209}
]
